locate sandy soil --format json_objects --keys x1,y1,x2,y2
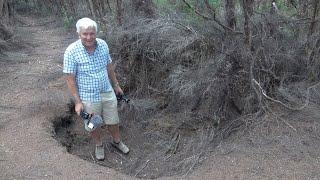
[{"x1": 0, "y1": 14, "x2": 320, "y2": 180}]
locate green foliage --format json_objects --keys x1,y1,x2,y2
[
  {"x1": 256, "y1": 0, "x2": 297, "y2": 15},
  {"x1": 154, "y1": 0, "x2": 222, "y2": 24},
  {"x1": 275, "y1": 0, "x2": 297, "y2": 15},
  {"x1": 208, "y1": 0, "x2": 220, "y2": 7},
  {"x1": 308, "y1": 71, "x2": 316, "y2": 82},
  {"x1": 154, "y1": 0, "x2": 221, "y2": 14},
  {"x1": 62, "y1": 9, "x2": 75, "y2": 29},
  {"x1": 24, "y1": 0, "x2": 52, "y2": 16},
  {"x1": 154, "y1": 0, "x2": 169, "y2": 9},
  {"x1": 281, "y1": 28, "x2": 295, "y2": 41}
]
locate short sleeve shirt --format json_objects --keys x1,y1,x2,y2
[{"x1": 63, "y1": 38, "x2": 113, "y2": 102}]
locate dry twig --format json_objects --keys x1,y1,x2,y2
[
  {"x1": 269, "y1": 110, "x2": 297, "y2": 131},
  {"x1": 252, "y1": 79, "x2": 320, "y2": 111},
  {"x1": 134, "y1": 159, "x2": 150, "y2": 177},
  {"x1": 184, "y1": 153, "x2": 202, "y2": 176},
  {"x1": 165, "y1": 133, "x2": 181, "y2": 159},
  {"x1": 90, "y1": 152, "x2": 96, "y2": 163}
]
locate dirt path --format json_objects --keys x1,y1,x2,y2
[{"x1": 1, "y1": 13, "x2": 320, "y2": 180}]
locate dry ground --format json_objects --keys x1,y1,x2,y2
[{"x1": 0, "y1": 14, "x2": 320, "y2": 180}]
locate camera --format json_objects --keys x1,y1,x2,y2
[
  {"x1": 80, "y1": 110, "x2": 92, "y2": 119},
  {"x1": 80, "y1": 110, "x2": 104, "y2": 132},
  {"x1": 116, "y1": 94, "x2": 130, "y2": 103}
]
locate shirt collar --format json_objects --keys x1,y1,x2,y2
[{"x1": 79, "y1": 39, "x2": 99, "y2": 54}]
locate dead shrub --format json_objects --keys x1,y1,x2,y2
[{"x1": 105, "y1": 7, "x2": 320, "y2": 129}]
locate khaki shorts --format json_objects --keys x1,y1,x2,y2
[{"x1": 82, "y1": 91, "x2": 119, "y2": 131}]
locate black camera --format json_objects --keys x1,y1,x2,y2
[
  {"x1": 79, "y1": 110, "x2": 104, "y2": 132},
  {"x1": 116, "y1": 94, "x2": 130, "y2": 103},
  {"x1": 80, "y1": 110, "x2": 92, "y2": 119}
]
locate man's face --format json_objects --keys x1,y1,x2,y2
[{"x1": 79, "y1": 27, "x2": 96, "y2": 49}]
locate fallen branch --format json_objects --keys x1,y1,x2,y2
[
  {"x1": 184, "y1": 152, "x2": 202, "y2": 176},
  {"x1": 165, "y1": 133, "x2": 180, "y2": 160},
  {"x1": 269, "y1": 110, "x2": 297, "y2": 131},
  {"x1": 134, "y1": 159, "x2": 150, "y2": 177},
  {"x1": 90, "y1": 152, "x2": 96, "y2": 163},
  {"x1": 252, "y1": 79, "x2": 320, "y2": 111}
]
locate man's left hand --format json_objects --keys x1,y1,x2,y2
[{"x1": 114, "y1": 85, "x2": 124, "y2": 95}]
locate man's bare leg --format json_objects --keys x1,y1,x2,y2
[
  {"x1": 90, "y1": 128, "x2": 103, "y2": 146},
  {"x1": 108, "y1": 124, "x2": 129, "y2": 154},
  {"x1": 108, "y1": 124, "x2": 120, "y2": 143}
]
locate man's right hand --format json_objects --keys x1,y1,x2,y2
[{"x1": 75, "y1": 102, "x2": 84, "y2": 116}]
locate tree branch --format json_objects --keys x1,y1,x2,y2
[
  {"x1": 182, "y1": 0, "x2": 243, "y2": 35},
  {"x1": 252, "y1": 79, "x2": 320, "y2": 111}
]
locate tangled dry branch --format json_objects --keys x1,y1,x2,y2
[{"x1": 252, "y1": 79, "x2": 320, "y2": 111}]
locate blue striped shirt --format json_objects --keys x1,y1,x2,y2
[{"x1": 63, "y1": 38, "x2": 113, "y2": 102}]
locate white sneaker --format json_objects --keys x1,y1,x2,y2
[
  {"x1": 111, "y1": 141, "x2": 130, "y2": 154},
  {"x1": 95, "y1": 145, "x2": 105, "y2": 160}
]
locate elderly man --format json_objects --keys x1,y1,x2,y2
[{"x1": 63, "y1": 17, "x2": 129, "y2": 160}]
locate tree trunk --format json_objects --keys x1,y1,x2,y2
[
  {"x1": 96, "y1": 0, "x2": 105, "y2": 18},
  {"x1": 0, "y1": 0, "x2": 13, "y2": 53},
  {"x1": 88, "y1": 0, "x2": 96, "y2": 20},
  {"x1": 0, "y1": 0, "x2": 4, "y2": 15},
  {"x1": 0, "y1": 0, "x2": 14, "y2": 25},
  {"x1": 67, "y1": 0, "x2": 76, "y2": 17},
  {"x1": 116, "y1": 0, "x2": 123, "y2": 26},
  {"x1": 298, "y1": 0, "x2": 308, "y2": 17},
  {"x1": 308, "y1": 0, "x2": 319, "y2": 36},
  {"x1": 242, "y1": 0, "x2": 254, "y2": 49},
  {"x1": 132, "y1": 0, "x2": 155, "y2": 18},
  {"x1": 1, "y1": 0, "x2": 10, "y2": 24},
  {"x1": 225, "y1": 0, "x2": 236, "y2": 30},
  {"x1": 106, "y1": 0, "x2": 112, "y2": 12}
]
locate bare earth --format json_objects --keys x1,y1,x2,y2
[{"x1": 1, "y1": 14, "x2": 320, "y2": 180}]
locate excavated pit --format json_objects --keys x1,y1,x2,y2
[{"x1": 53, "y1": 100, "x2": 219, "y2": 178}]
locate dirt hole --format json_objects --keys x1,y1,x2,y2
[{"x1": 53, "y1": 100, "x2": 219, "y2": 178}]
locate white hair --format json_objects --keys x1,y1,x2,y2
[{"x1": 76, "y1": 17, "x2": 97, "y2": 33}]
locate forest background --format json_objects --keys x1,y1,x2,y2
[
  {"x1": 0, "y1": 0, "x2": 320, "y2": 178},
  {"x1": 2, "y1": 0, "x2": 320, "y2": 121}
]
